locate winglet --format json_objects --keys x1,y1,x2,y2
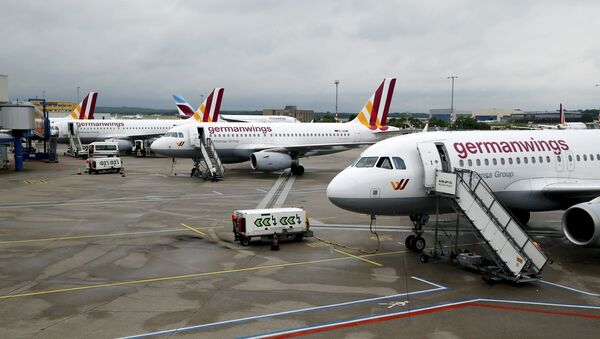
[
  {"x1": 351, "y1": 78, "x2": 396, "y2": 131},
  {"x1": 69, "y1": 92, "x2": 98, "y2": 120}
]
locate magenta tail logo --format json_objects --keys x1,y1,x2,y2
[{"x1": 391, "y1": 179, "x2": 409, "y2": 190}]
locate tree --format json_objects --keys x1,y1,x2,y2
[
  {"x1": 428, "y1": 116, "x2": 449, "y2": 128},
  {"x1": 453, "y1": 116, "x2": 491, "y2": 130},
  {"x1": 316, "y1": 114, "x2": 336, "y2": 123}
]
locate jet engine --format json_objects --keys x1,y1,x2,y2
[
  {"x1": 105, "y1": 139, "x2": 133, "y2": 153},
  {"x1": 251, "y1": 151, "x2": 298, "y2": 171},
  {"x1": 562, "y1": 198, "x2": 600, "y2": 247}
]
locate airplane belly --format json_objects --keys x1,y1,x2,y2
[{"x1": 328, "y1": 196, "x2": 452, "y2": 215}]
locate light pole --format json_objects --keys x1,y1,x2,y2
[
  {"x1": 77, "y1": 86, "x2": 80, "y2": 103},
  {"x1": 596, "y1": 84, "x2": 600, "y2": 122},
  {"x1": 334, "y1": 80, "x2": 340, "y2": 122},
  {"x1": 447, "y1": 76, "x2": 458, "y2": 123}
]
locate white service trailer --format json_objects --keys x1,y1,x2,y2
[{"x1": 232, "y1": 207, "x2": 313, "y2": 246}]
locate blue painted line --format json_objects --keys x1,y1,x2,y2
[
  {"x1": 479, "y1": 298, "x2": 600, "y2": 310},
  {"x1": 537, "y1": 280, "x2": 600, "y2": 297},
  {"x1": 117, "y1": 276, "x2": 448, "y2": 339}
]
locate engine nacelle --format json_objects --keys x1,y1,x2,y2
[
  {"x1": 562, "y1": 198, "x2": 600, "y2": 247},
  {"x1": 250, "y1": 151, "x2": 298, "y2": 171},
  {"x1": 105, "y1": 139, "x2": 133, "y2": 153}
]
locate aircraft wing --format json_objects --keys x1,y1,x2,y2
[
  {"x1": 239, "y1": 141, "x2": 373, "y2": 157},
  {"x1": 542, "y1": 182, "x2": 600, "y2": 204}
]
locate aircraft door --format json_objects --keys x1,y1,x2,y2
[
  {"x1": 417, "y1": 142, "x2": 443, "y2": 188},
  {"x1": 189, "y1": 127, "x2": 200, "y2": 147},
  {"x1": 68, "y1": 122, "x2": 76, "y2": 136}
]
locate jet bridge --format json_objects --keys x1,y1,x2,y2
[
  {"x1": 190, "y1": 127, "x2": 224, "y2": 180},
  {"x1": 429, "y1": 169, "x2": 549, "y2": 282}
]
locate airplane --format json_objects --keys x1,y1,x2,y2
[
  {"x1": 537, "y1": 103, "x2": 587, "y2": 130},
  {"x1": 173, "y1": 94, "x2": 300, "y2": 123},
  {"x1": 151, "y1": 78, "x2": 401, "y2": 175},
  {"x1": 327, "y1": 128, "x2": 600, "y2": 249},
  {"x1": 53, "y1": 88, "x2": 224, "y2": 152}
]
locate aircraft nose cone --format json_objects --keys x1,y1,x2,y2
[
  {"x1": 150, "y1": 138, "x2": 166, "y2": 154},
  {"x1": 327, "y1": 168, "x2": 362, "y2": 212}
]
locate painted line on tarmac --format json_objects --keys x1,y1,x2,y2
[
  {"x1": 256, "y1": 170, "x2": 291, "y2": 209},
  {"x1": 244, "y1": 298, "x2": 600, "y2": 339},
  {"x1": 536, "y1": 280, "x2": 600, "y2": 297},
  {"x1": 0, "y1": 229, "x2": 184, "y2": 245},
  {"x1": 180, "y1": 223, "x2": 206, "y2": 236},
  {"x1": 0, "y1": 249, "x2": 411, "y2": 300},
  {"x1": 273, "y1": 174, "x2": 296, "y2": 208},
  {"x1": 334, "y1": 249, "x2": 382, "y2": 267},
  {"x1": 117, "y1": 276, "x2": 447, "y2": 339}
]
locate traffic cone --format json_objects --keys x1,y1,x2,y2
[
  {"x1": 77, "y1": 167, "x2": 81, "y2": 175},
  {"x1": 271, "y1": 233, "x2": 280, "y2": 251}
]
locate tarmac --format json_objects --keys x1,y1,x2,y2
[{"x1": 0, "y1": 147, "x2": 599, "y2": 338}]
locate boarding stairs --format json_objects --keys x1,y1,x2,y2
[
  {"x1": 433, "y1": 169, "x2": 549, "y2": 281},
  {"x1": 65, "y1": 123, "x2": 87, "y2": 158},
  {"x1": 192, "y1": 137, "x2": 224, "y2": 180}
]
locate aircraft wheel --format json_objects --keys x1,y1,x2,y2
[
  {"x1": 240, "y1": 236, "x2": 250, "y2": 246},
  {"x1": 413, "y1": 236, "x2": 426, "y2": 252},
  {"x1": 291, "y1": 165, "x2": 304, "y2": 175},
  {"x1": 405, "y1": 235, "x2": 416, "y2": 250}
]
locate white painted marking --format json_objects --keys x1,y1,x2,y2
[
  {"x1": 212, "y1": 191, "x2": 223, "y2": 195},
  {"x1": 536, "y1": 280, "x2": 600, "y2": 297},
  {"x1": 273, "y1": 174, "x2": 296, "y2": 208}
]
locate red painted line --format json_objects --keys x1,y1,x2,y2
[
  {"x1": 471, "y1": 303, "x2": 600, "y2": 319},
  {"x1": 263, "y1": 303, "x2": 470, "y2": 339}
]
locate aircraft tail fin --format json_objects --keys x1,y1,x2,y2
[
  {"x1": 351, "y1": 78, "x2": 396, "y2": 130},
  {"x1": 559, "y1": 103, "x2": 565, "y2": 124},
  {"x1": 192, "y1": 88, "x2": 224, "y2": 123},
  {"x1": 173, "y1": 95, "x2": 195, "y2": 118},
  {"x1": 69, "y1": 91, "x2": 98, "y2": 120}
]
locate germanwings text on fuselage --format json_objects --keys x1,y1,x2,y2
[
  {"x1": 207, "y1": 126, "x2": 272, "y2": 134},
  {"x1": 453, "y1": 138, "x2": 569, "y2": 159},
  {"x1": 76, "y1": 122, "x2": 126, "y2": 128}
]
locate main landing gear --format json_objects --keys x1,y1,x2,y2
[
  {"x1": 404, "y1": 214, "x2": 429, "y2": 252},
  {"x1": 290, "y1": 165, "x2": 304, "y2": 176}
]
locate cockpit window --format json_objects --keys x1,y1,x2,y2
[
  {"x1": 164, "y1": 132, "x2": 172, "y2": 137},
  {"x1": 355, "y1": 157, "x2": 378, "y2": 168},
  {"x1": 177, "y1": 132, "x2": 184, "y2": 138},
  {"x1": 376, "y1": 157, "x2": 393, "y2": 169},
  {"x1": 393, "y1": 157, "x2": 406, "y2": 170}
]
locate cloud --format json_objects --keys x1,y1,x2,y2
[{"x1": 1, "y1": 0, "x2": 599, "y2": 112}]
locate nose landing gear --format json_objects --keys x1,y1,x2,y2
[{"x1": 404, "y1": 214, "x2": 429, "y2": 252}]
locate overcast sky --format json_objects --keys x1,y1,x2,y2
[{"x1": 2, "y1": 1, "x2": 600, "y2": 112}]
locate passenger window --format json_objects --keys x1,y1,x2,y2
[
  {"x1": 392, "y1": 157, "x2": 406, "y2": 170},
  {"x1": 509, "y1": 158, "x2": 513, "y2": 165},
  {"x1": 523, "y1": 157, "x2": 528, "y2": 164},
  {"x1": 468, "y1": 159, "x2": 473, "y2": 167},
  {"x1": 557, "y1": 155, "x2": 562, "y2": 162},
  {"x1": 501, "y1": 158, "x2": 505, "y2": 165},
  {"x1": 355, "y1": 157, "x2": 378, "y2": 168},
  {"x1": 516, "y1": 157, "x2": 521, "y2": 164},
  {"x1": 569, "y1": 155, "x2": 573, "y2": 162},
  {"x1": 539, "y1": 156, "x2": 543, "y2": 163},
  {"x1": 583, "y1": 154, "x2": 587, "y2": 161},
  {"x1": 531, "y1": 156, "x2": 536, "y2": 164},
  {"x1": 376, "y1": 157, "x2": 393, "y2": 169},
  {"x1": 476, "y1": 159, "x2": 481, "y2": 166},
  {"x1": 591, "y1": 154, "x2": 594, "y2": 161},
  {"x1": 597, "y1": 154, "x2": 600, "y2": 161},
  {"x1": 484, "y1": 159, "x2": 489, "y2": 166},
  {"x1": 546, "y1": 156, "x2": 550, "y2": 163},
  {"x1": 459, "y1": 159, "x2": 464, "y2": 167},
  {"x1": 493, "y1": 158, "x2": 497, "y2": 165}
]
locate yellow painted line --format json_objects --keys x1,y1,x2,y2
[
  {"x1": 0, "y1": 226, "x2": 224, "y2": 245},
  {"x1": 335, "y1": 249, "x2": 383, "y2": 267},
  {"x1": 0, "y1": 250, "x2": 408, "y2": 300},
  {"x1": 180, "y1": 223, "x2": 206, "y2": 236}
]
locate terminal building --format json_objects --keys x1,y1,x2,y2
[
  {"x1": 263, "y1": 105, "x2": 314, "y2": 122},
  {"x1": 429, "y1": 108, "x2": 472, "y2": 121},
  {"x1": 471, "y1": 109, "x2": 523, "y2": 122}
]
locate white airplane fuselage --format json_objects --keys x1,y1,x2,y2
[
  {"x1": 53, "y1": 119, "x2": 188, "y2": 144},
  {"x1": 150, "y1": 121, "x2": 396, "y2": 164},
  {"x1": 327, "y1": 130, "x2": 600, "y2": 216}
]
